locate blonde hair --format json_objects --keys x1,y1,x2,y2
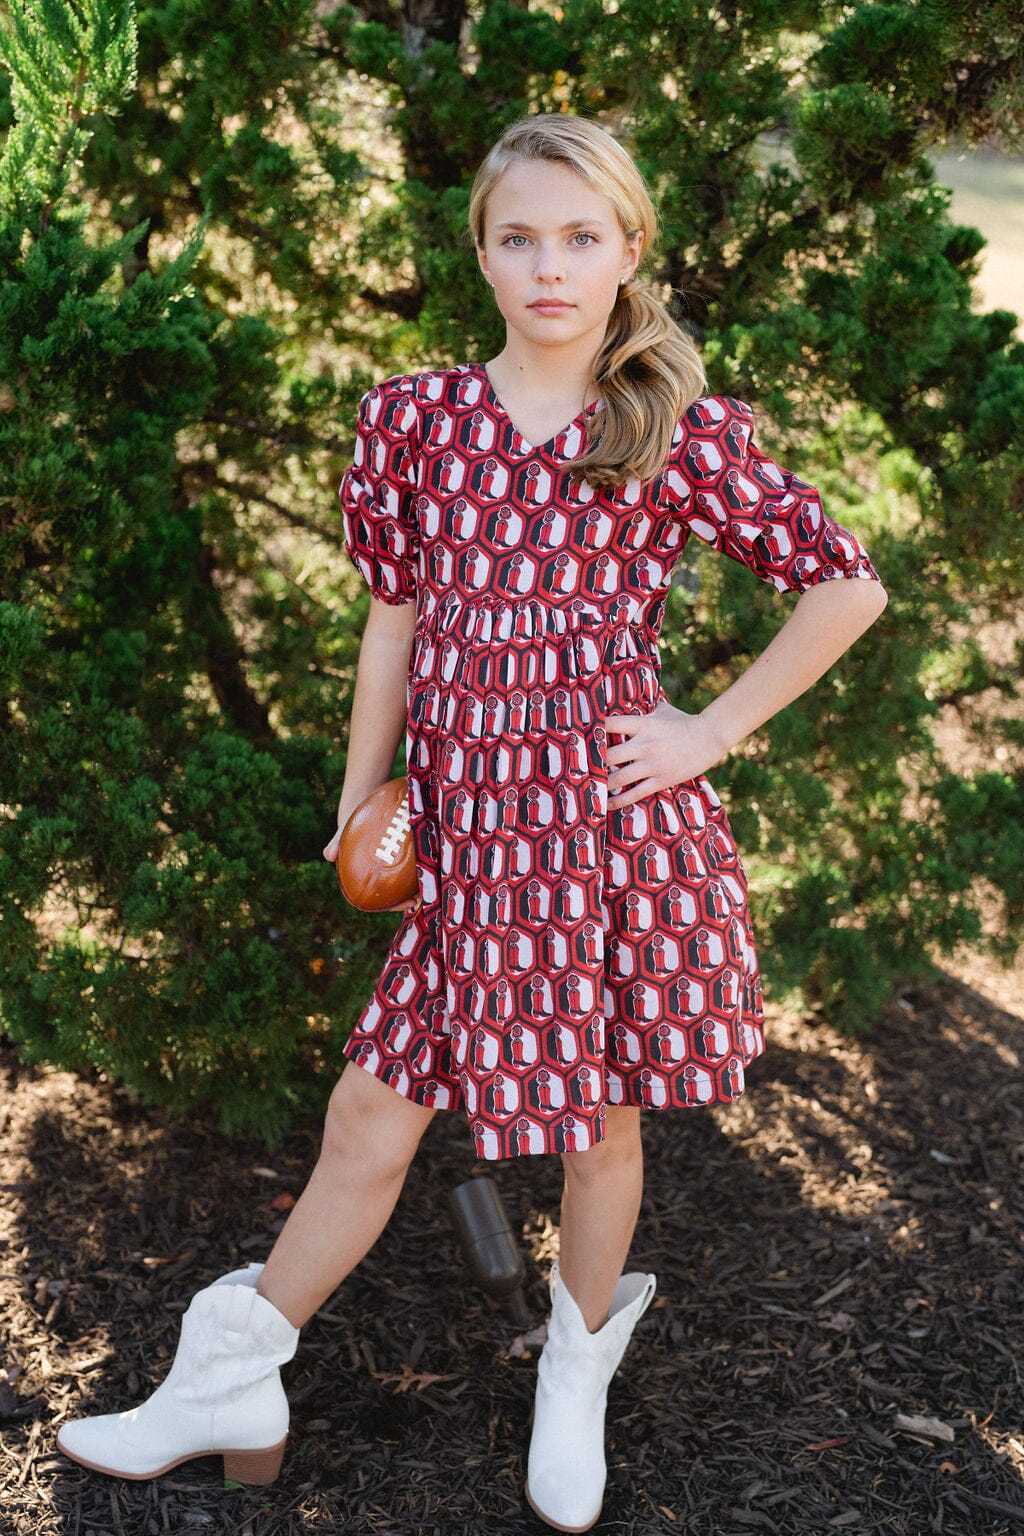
[{"x1": 468, "y1": 114, "x2": 706, "y2": 489}]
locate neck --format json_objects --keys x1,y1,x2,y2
[{"x1": 488, "y1": 329, "x2": 605, "y2": 405}]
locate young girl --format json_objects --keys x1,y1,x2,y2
[{"x1": 58, "y1": 115, "x2": 887, "y2": 1531}]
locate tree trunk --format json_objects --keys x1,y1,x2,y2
[
  {"x1": 191, "y1": 543, "x2": 275, "y2": 748},
  {"x1": 401, "y1": 0, "x2": 468, "y2": 189}
]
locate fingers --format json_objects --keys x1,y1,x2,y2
[
  {"x1": 603, "y1": 711, "x2": 655, "y2": 763},
  {"x1": 608, "y1": 753, "x2": 642, "y2": 788},
  {"x1": 608, "y1": 775, "x2": 659, "y2": 810},
  {"x1": 608, "y1": 778, "x2": 642, "y2": 804},
  {"x1": 604, "y1": 704, "x2": 667, "y2": 729},
  {"x1": 323, "y1": 827, "x2": 342, "y2": 862},
  {"x1": 603, "y1": 712, "x2": 644, "y2": 738}
]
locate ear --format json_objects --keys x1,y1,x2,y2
[
  {"x1": 475, "y1": 241, "x2": 491, "y2": 285},
  {"x1": 622, "y1": 228, "x2": 645, "y2": 282}
]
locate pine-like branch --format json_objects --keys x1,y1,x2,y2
[{"x1": 0, "y1": 0, "x2": 138, "y2": 227}]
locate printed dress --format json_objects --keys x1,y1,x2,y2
[{"x1": 338, "y1": 364, "x2": 881, "y2": 1160}]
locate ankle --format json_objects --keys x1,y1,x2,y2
[
  {"x1": 255, "y1": 1275, "x2": 306, "y2": 1331},
  {"x1": 555, "y1": 1266, "x2": 614, "y2": 1333}
]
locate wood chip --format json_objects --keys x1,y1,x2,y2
[
  {"x1": 894, "y1": 1411, "x2": 955, "y2": 1442},
  {"x1": 811, "y1": 1274, "x2": 855, "y2": 1308}
]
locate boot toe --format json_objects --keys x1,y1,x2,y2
[
  {"x1": 58, "y1": 1413, "x2": 146, "y2": 1477},
  {"x1": 524, "y1": 1472, "x2": 603, "y2": 1533},
  {"x1": 58, "y1": 1402, "x2": 203, "y2": 1480}
]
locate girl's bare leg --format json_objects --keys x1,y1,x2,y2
[
  {"x1": 526, "y1": 1106, "x2": 651, "y2": 1531},
  {"x1": 556, "y1": 1105, "x2": 644, "y2": 1331},
  {"x1": 256, "y1": 1063, "x2": 437, "y2": 1328}
]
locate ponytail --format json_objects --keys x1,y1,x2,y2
[{"x1": 573, "y1": 281, "x2": 705, "y2": 490}]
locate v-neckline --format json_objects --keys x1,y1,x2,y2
[{"x1": 474, "y1": 363, "x2": 598, "y2": 456}]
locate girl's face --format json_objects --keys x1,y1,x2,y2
[{"x1": 476, "y1": 157, "x2": 643, "y2": 354}]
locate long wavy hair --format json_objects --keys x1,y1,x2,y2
[{"x1": 468, "y1": 114, "x2": 705, "y2": 489}]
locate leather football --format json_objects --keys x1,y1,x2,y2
[{"x1": 336, "y1": 776, "x2": 418, "y2": 912}]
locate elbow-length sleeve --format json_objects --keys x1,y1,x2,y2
[
  {"x1": 339, "y1": 377, "x2": 421, "y2": 605},
  {"x1": 666, "y1": 396, "x2": 882, "y2": 594}
]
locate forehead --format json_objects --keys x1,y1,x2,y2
[{"x1": 486, "y1": 156, "x2": 619, "y2": 227}]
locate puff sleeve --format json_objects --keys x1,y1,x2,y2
[
  {"x1": 339, "y1": 378, "x2": 421, "y2": 605},
  {"x1": 665, "y1": 396, "x2": 881, "y2": 594}
]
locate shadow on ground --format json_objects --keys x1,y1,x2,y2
[{"x1": 1, "y1": 965, "x2": 1022, "y2": 1535}]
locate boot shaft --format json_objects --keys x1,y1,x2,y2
[
  {"x1": 539, "y1": 1261, "x2": 656, "y2": 1390},
  {"x1": 164, "y1": 1277, "x2": 299, "y2": 1407}
]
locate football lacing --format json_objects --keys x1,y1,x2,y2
[{"x1": 375, "y1": 798, "x2": 411, "y2": 866}]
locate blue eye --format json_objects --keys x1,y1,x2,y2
[
  {"x1": 571, "y1": 232, "x2": 597, "y2": 245},
  {"x1": 502, "y1": 234, "x2": 529, "y2": 247}
]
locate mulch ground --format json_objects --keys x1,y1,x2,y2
[{"x1": 1, "y1": 955, "x2": 1022, "y2": 1536}]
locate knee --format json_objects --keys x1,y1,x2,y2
[
  {"x1": 320, "y1": 1065, "x2": 429, "y2": 1183},
  {"x1": 561, "y1": 1108, "x2": 642, "y2": 1188}
]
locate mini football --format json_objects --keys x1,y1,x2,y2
[{"x1": 337, "y1": 776, "x2": 418, "y2": 912}]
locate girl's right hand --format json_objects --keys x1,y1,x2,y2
[
  {"x1": 324, "y1": 791, "x2": 362, "y2": 862},
  {"x1": 324, "y1": 817, "x2": 422, "y2": 918}
]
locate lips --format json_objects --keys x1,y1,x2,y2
[{"x1": 529, "y1": 301, "x2": 573, "y2": 312}]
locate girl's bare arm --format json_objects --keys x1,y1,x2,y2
[
  {"x1": 324, "y1": 594, "x2": 416, "y2": 860},
  {"x1": 699, "y1": 575, "x2": 889, "y2": 757},
  {"x1": 606, "y1": 576, "x2": 889, "y2": 807}
]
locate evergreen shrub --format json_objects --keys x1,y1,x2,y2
[{"x1": 1, "y1": 0, "x2": 1021, "y2": 1139}]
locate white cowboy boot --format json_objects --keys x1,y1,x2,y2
[
  {"x1": 525, "y1": 1259, "x2": 657, "y2": 1533},
  {"x1": 56, "y1": 1263, "x2": 299, "y2": 1483}
]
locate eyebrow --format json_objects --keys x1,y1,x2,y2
[{"x1": 494, "y1": 218, "x2": 609, "y2": 232}]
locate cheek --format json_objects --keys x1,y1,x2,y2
[
  {"x1": 488, "y1": 264, "x2": 528, "y2": 308},
  {"x1": 487, "y1": 271, "x2": 515, "y2": 308}
]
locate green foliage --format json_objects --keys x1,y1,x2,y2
[
  {"x1": 0, "y1": 0, "x2": 1021, "y2": 1140},
  {"x1": 0, "y1": 0, "x2": 137, "y2": 222}
]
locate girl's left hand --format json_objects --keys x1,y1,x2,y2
[{"x1": 603, "y1": 700, "x2": 732, "y2": 810}]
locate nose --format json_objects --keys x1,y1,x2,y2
[{"x1": 533, "y1": 241, "x2": 565, "y2": 285}]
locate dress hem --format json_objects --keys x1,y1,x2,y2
[{"x1": 341, "y1": 1037, "x2": 764, "y2": 1160}]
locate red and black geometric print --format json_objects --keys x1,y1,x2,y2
[{"x1": 339, "y1": 363, "x2": 881, "y2": 1160}]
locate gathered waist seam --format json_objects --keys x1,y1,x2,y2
[{"x1": 416, "y1": 592, "x2": 655, "y2": 641}]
